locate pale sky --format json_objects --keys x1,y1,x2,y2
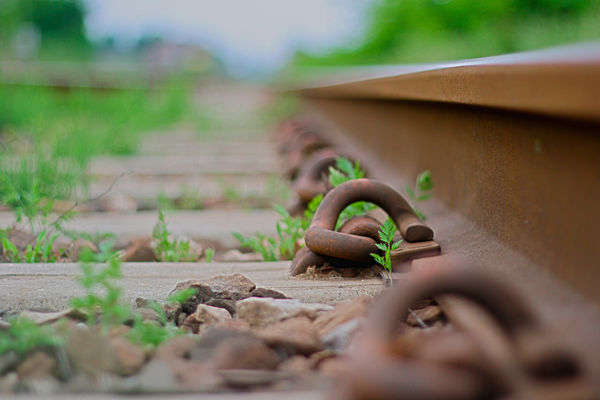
[{"x1": 84, "y1": 0, "x2": 370, "y2": 74}]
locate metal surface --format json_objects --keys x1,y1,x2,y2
[
  {"x1": 305, "y1": 179, "x2": 433, "y2": 262},
  {"x1": 292, "y1": 148, "x2": 339, "y2": 203},
  {"x1": 295, "y1": 44, "x2": 600, "y2": 305},
  {"x1": 299, "y1": 43, "x2": 600, "y2": 122},
  {"x1": 275, "y1": 119, "x2": 331, "y2": 180}
]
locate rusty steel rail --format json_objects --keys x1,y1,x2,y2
[
  {"x1": 290, "y1": 43, "x2": 600, "y2": 397},
  {"x1": 294, "y1": 42, "x2": 600, "y2": 305}
]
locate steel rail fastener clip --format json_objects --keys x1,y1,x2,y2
[{"x1": 291, "y1": 179, "x2": 440, "y2": 275}]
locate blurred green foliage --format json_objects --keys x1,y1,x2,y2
[
  {"x1": 294, "y1": 0, "x2": 600, "y2": 66},
  {"x1": 0, "y1": 0, "x2": 90, "y2": 58},
  {"x1": 0, "y1": 83, "x2": 191, "y2": 221}
]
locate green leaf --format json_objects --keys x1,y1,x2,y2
[
  {"x1": 375, "y1": 243, "x2": 388, "y2": 251},
  {"x1": 417, "y1": 193, "x2": 432, "y2": 201},
  {"x1": 328, "y1": 166, "x2": 347, "y2": 187},
  {"x1": 417, "y1": 170, "x2": 433, "y2": 192},
  {"x1": 335, "y1": 157, "x2": 354, "y2": 177},
  {"x1": 370, "y1": 253, "x2": 384, "y2": 266},
  {"x1": 168, "y1": 287, "x2": 197, "y2": 305},
  {"x1": 273, "y1": 204, "x2": 289, "y2": 218}
]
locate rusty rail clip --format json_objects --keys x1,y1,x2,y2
[
  {"x1": 306, "y1": 179, "x2": 434, "y2": 262},
  {"x1": 336, "y1": 262, "x2": 594, "y2": 400},
  {"x1": 291, "y1": 179, "x2": 439, "y2": 275},
  {"x1": 291, "y1": 215, "x2": 381, "y2": 275},
  {"x1": 292, "y1": 148, "x2": 340, "y2": 204}
]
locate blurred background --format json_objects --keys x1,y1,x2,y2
[
  {"x1": 1, "y1": 0, "x2": 599, "y2": 76},
  {"x1": 1, "y1": 0, "x2": 599, "y2": 225}
]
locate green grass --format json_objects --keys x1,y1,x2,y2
[
  {"x1": 0, "y1": 153, "x2": 82, "y2": 228},
  {"x1": 0, "y1": 229, "x2": 59, "y2": 263},
  {"x1": 70, "y1": 249, "x2": 195, "y2": 347},
  {"x1": 152, "y1": 207, "x2": 199, "y2": 262},
  {"x1": 0, "y1": 82, "x2": 191, "y2": 237},
  {"x1": 203, "y1": 248, "x2": 215, "y2": 263},
  {"x1": 0, "y1": 83, "x2": 190, "y2": 163},
  {"x1": 0, "y1": 316, "x2": 63, "y2": 356},
  {"x1": 0, "y1": 252, "x2": 196, "y2": 357}
]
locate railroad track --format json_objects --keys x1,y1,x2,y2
[
  {"x1": 1, "y1": 44, "x2": 599, "y2": 399},
  {"x1": 279, "y1": 43, "x2": 600, "y2": 399}
]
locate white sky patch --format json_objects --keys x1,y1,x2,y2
[{"x1": 84, "y1": 0, "x2": 369, "y2": 74}]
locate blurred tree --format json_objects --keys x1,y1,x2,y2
[
  {"x1": 0, "y1": 0, "x2": 89, "y2": 57},
  {"x1": 22, "y1": 0, "x2": 88, "y2": 43}
]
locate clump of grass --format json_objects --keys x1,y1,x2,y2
[
  {"x1": 233, "y1": 232, "x2": 278, "y2": 261},
  {"x1": 0, "y1": 237, "x2": 195, "y2": 358},
  {"x1": 204, "y1": 248, "x2": 215, "y2": 263},
  {"x1": 406, "y1": 170, "x2": 434, "y2": 221},
  {"x1": 370, "y1": 218, "x2": 402, "y2": 284},
  {"x1": 0, "y1": 154, "x2": 83, "y2": 230},
  {"x1": 0, "y1": 83, "x2": 191, "y2": 233},
  {"x1": 71, "y1": 249, "x2": 194, "y2": 347},
  {"x1": 0, "y1": 317, "x2": 63, "y2": 356},
  {"x1": 1, "y1": 230, "x2": 60, "y2": 263},
  {"x1": 70, "y1": 250, "x2": 130, "y2": 328},
  {"x1": 127, "y1": 288, "x2": 196, "y2": 348},
  {"x1": 233, "y1": 193, "x2": 323, "y2": 262},
  {"x1": 152, "y1": 207, "x2": 198, "y2": 262}
]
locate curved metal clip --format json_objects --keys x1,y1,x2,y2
[
  {"x1": 292, "y1": 148, "x2": 340, "y2": 203},
  {"x1": 305, "y1": 179, "x2": 434, "y2": 262},
  {"x1": 290, "y1": 215, "x2": 381, "y2": 275}
]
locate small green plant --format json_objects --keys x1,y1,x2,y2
[
  {"x1": 328, "y1": 157, "x2": 376, "y2": 229},
  {"x1": 23, "y1": 230, "x2": 60, "y2": 263},
  {"x1": 127, "y1": 288, "x2": 196, "y2": 347},
  {"x1": 273, "y1": 205, "x2": 304, "y2": 260},
  {"x1": 152, "y1": 208, "x2": 197, "y2": 262},
  {"x1": 406, "y1": 170, "x2": 434, "y2": 221},
  {"x1": 220, "y1": 181, "x2": 242, "y2": 203},
  {"x1": 0, "y1": 316, "x2": 63, "y2": 356},
  {"x1": 233, "y1": 195, "x2": 322, "y2": 262},
  {"x1": 157, "y1": 192, "x2": 174, "y2": 211},
  {"x1": 233, "y1": 232, "x2": 278, "y2": 261},
  {"x1": 0, "y1": 229, "x2": 60, "y2": 263},
  {"x1": 70, "y1": 252, "x2": 130, "y2": 328},
  {"x1": 204, "y1": 248, "x2": 215, "y2": 263},
  {"x1": 370, "y1": 218, "x2": 402, "y2": 283},
  {"x1": 328, "y1": 157, "x2": 366, "y2": 186},
  {"x1": 176, "y1": 186, "x2": 204, "y2": 210},
  {"x1": 71, "y1": 250, "x2": 193, "y2": 347},
  {"x1": 0, "y1": 154, "x2": 83, "y2": 231},
  {"x1": 1, "y1": 235, "x2": 20, "y2": 262}
]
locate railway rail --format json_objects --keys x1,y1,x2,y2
[
  {"x1": 1, "y1": 44, "x2": 599, "y2": 399},
  {"x1": 279, "y1": 43, "x2": 600, "y2": 398}
]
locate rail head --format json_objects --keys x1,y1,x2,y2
[{"x1": 296, "y1": 42, "x2": 600, "y2": 123}]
